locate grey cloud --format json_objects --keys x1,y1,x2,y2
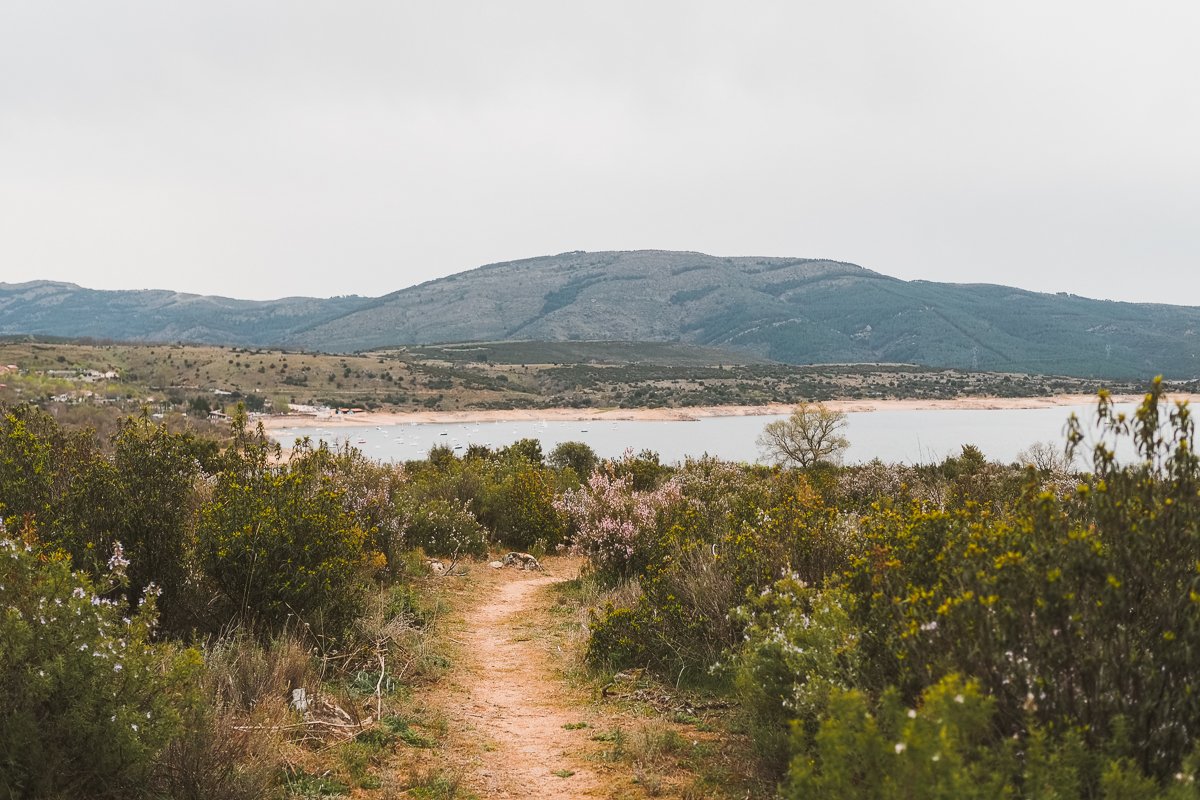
[{"x1": 2, "y1": 1, "x2": 1197, "y2": 304}]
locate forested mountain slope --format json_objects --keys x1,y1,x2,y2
[
  {"x1": 7, "y1": 251, "x2": 1200, "y2": 379},
  {"x1": 0, "y1": 281, "x2": 371, "y2": 345},
  {"x1": 282, "y1": 250, "x2": 1200, "y2": 379}
]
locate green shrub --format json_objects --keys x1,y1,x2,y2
[
  {"x1": 611, "y1": 448, "x2": 671, "y2": 491},
  {"x1": 0, "y1": 523, "x2": 198, "y2": 799},
  {"x1": 786, "y1": 676, "x2": 1013, "y2": 799},
  {"x1": 838, "y1": 384, "x2": 1200, "y2": 781},
  {"x1": 73, "y1": 414, "x2": 203, "y2": 634},
  {"x1": 197, "y1": 464, "x2": 377, "y2": 640},
  {"x1": 732, "y1": 577, "x2": 859, "y2": 774},
  {"x1": 303, "y1": 441, "x2": 410, "y2": 575},
  {"x1": 585, "y1": 469, "x2": 845, "y2": 677},
  {"x1": 0, "y1": 403, "x2": 97, "y2": 535},
  {"x1": 488, "y1": 465, "x2": 566, "y2": 551},
  {"x1": 403, "y1": 498, "x2": 487, "y2": 557},
  {"x1": 548, "y1": 441, "x2": 598, "y2": 479},
  {"x1": 785, "y1": 675, "x2": 1200, "y2": 800}
]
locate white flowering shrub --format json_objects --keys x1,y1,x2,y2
[
  {"x1": 403, "y1": 497, "x2": 487, "y2": 557},
  {"x1": 0, "y1": 522, "x2": 198, "y2": 799},
  {"x1": 836, "y1": 459, "x2": 920, "y2": 506},
  {"x1": 730, "y1": 575, "x2": 860, "y2": 771}
]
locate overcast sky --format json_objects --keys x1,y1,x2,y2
[{"x1": 2, "y1": 2, "x2": 1198, "y2": 304}]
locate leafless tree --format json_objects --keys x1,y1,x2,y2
[
  {"x1": 1016, "y1": 440, "x2": 1070, "y2": 473},
  {"x1": 756, "y1": 403, "x2": 850, "y2": 468}
]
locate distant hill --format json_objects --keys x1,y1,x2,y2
[
  {"x1": 6, "y1": 251, "x2": 1200, "y2": 379},
  {"x1": 0, "y1": 281, "x2": 372, "y2": 345},
  {"x1": 283, "y1": 250, "x2": 1200, "y2": 379}
]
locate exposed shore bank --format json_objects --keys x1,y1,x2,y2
[{"x1": 259, "y1": 393, "x2": 1200, "y2": 431}]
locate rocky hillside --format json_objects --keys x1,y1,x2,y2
[
  {"x1": 7, "y1": 251, "x2": 1200, "y2": 379},
  {"x1": 0, "y1": 281, "x2": 371, "y2": 345},
  {"x1": 282, "y1": 250, "x2": 1200, "y2": 379}
]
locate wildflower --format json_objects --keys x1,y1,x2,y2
[
  {"x1": 908, "y1": 709, "x2": 917, "y2": 718},
  {"x1": 107, "y1": 541, "x2": 130, "y2": 576},
  {"x1": 895, "y1": 743, "x2": 906, "y2": 754},
  {"x1": 114, "y1": 664, "x2": 123, "y2": 672}
]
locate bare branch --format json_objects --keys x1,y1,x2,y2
[{"x1": 755, "y1": 403, "x2": 850, "y2": 468}]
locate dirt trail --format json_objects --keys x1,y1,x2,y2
[{"x1": 447, "y1": 570, "x2": 603, "y2": 799}]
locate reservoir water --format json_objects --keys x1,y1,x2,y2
[{"x1": 271, "y1": 402, "x2": 1145, "y2": 467}]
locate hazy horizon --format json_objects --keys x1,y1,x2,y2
[
  {"x1": 4, "y1": 248, "x2": 1198, "y2": 309},
  {"x1": 4, "y1": 3, "x2": 1198, "y2": 305}
]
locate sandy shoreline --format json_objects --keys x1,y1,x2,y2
[{"x1": 258, "y1": 393, "x2": 1200, "y2": 430}]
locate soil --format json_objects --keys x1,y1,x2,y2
[
  {"x1": 394, "y1": 556, "x2": 755, "y2": 799},
  {"x1": 417, "y1": 558, "x2": 610, "y2": 799}
]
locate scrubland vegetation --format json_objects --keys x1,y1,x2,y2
[
  {"x1": 572, "y1": 381, "x2": 1200, "y2": 798},
  {"x1": 5, "y1": 376, "x2": 1200, "y2": 797},
  {"x1": 1, "y1": 339, "x2": 1178, "y2": 421}
]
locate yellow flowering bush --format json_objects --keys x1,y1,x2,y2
[{"x1": 198, "y1": 465, "x2": 377, "y2": 640}]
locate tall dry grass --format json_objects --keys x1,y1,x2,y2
[
  {"x1": 154, "y1": 582, "x2": 446, "y2": 799},
  {"x1": 150, "y1": 633, "x2": 316, "y2": 800}
]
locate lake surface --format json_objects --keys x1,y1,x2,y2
[{"x1": 271, "y1": 402, "x2": 1142, "y2": 466}]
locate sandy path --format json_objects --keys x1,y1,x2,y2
[{"x1": 453, "y1": 573, "x2": 602, "y2": 799}]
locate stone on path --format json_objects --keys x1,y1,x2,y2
[{"x1": 500, "y1": 552, "x2": 543, "y2": 571}]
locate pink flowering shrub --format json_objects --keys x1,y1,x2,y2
[
  {"x1": 307, "y1": 441, "x2": 411, "y2": 570},
  {"x1": 554, "y1": 449, "x2": 682, "y2": 579}
]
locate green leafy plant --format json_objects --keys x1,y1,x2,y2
[
  {"x1": 282, "y1": 767, "x2": 350, "y2": 797},
  {"x1": 197, "y1": 434, "x2": 378, "y2": 640},
  {"x1": 0, "y1": 522, "x2": 198, "y2": 799},
  {"x1": 402, "y1": 498, "x2": 488, "y2": 558}
]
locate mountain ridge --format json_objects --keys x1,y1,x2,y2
[{"x1": 5, "y1": 250, "x2": 1200, "y2": 379}]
